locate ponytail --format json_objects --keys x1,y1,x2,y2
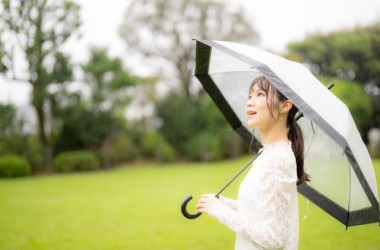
[
  {"x1": 287, "y1": 107, "x2": 310, "y2": 185},
  {"x1": 249, "y1": 76, "x2": 310, "y2": 185}
]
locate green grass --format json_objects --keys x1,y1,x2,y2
[{"x1": 0, "y1": 157, "x2": 379, "y2": 250}]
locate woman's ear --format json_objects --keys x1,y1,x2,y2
[{"x1": 280, "y1": 100, "x2": 293, "y2": 114}]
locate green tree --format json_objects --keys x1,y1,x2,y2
[
  {"x1": 319, "y1": 76, "x2": 373, "y2": 138},
  {"x1": 155, "y1": 92, "x2": 245, "y2": 161},
  {"x1": 119, "y1": 0, "x2": 257, "y2": 160},
  {"x1": 0, "y1": 103, "x2": 25, "y2": 155},
  {"x1": 119, "y1": 0, "x2": 258, "y2": 98},
  {"x1": 0, "y1": 104, "x2": 21, "y2": 136},
  {"x1": 0, "y1": 0, "x2": 81, "y2": 172},
  {"x1": 286, "y1": 23, "x2": 380, "y2": 138},
  {"x1": 54, "y1": 47, "x2": 143, "y2": 168},
  {"x1": 82, "y1": 47, "x2": 140, "y2": 112},
  {"x1": 54, "y1": 104, "x2": 122, "y2": 155}
]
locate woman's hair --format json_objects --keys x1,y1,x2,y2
[{"x1": 250, "y1": 76, "x2": 310, "y2": 185}]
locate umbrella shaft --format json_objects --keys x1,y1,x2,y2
[{"x1": 215, "y1": 150, "x2": 263, "y2": 198}]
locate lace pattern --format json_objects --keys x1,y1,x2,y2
[{"x1": 208, "y1": 141, "x2": 299, "y2": 250}]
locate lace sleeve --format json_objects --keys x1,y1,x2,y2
[
  {"x1": 208, "y1": 153, "x2": 297, "y2": 249},
  {"x1": 220, "y1": 196, "x2": 237, "y2": 210}
]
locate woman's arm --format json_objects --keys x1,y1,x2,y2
[
  {"x1": 205, "y1": 155, "x2": 297, "y2": 249},
  {"x1": 219, "y1": 196, "x2": 238, "y2": 210}
]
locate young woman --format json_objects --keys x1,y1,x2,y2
[{"x1": 196, "y1": 76, "x2": 309, "y2": 250}]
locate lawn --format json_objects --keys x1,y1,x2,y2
[{"x1": 0, "y1": 157, "x2": 379, "y2": 250}]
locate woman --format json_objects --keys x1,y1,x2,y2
[{"x1": 196, "y1": 76, "x2": 309, "y2": 250}]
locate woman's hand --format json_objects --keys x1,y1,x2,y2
[{"x1": 196, "y1": 194, "x2": 222, "y2": 214}]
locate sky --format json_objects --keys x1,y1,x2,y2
[
  {"x1": 69, "y1": 0, "x2": 380, "y2": 60},
  {"x1": 1, "y1": 0, "x2": 380, "y2": 106}
]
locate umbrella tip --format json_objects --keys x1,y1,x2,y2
[{"x1": 327, "y1": 82, "x2": 335, "y2": 89}]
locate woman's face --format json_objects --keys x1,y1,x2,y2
[{"x1": 246, "y1": 83, "x2": 278, "y2": 130}]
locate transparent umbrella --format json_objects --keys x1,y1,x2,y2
[{"x1": 181, "y1": 40, "x2": 379, "y2": 227}]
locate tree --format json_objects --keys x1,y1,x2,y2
[
  {"x1": 0, "y1": 103, "x2": 25, "y2": 155},
  {"x1": 82, "y1": 47, "x2": 140, "y2": 112},
  {"x1": 119, "y1": 0, "x2": 258, "y2": 99},
  {"x1": 54, "y1": 47, "x2": 142, "y2": 168},
  {"x1": 119, "y1": 0, "x2": 257, "y2": 160},
  {"x1": 155, "y1": 91, "x2": 245, "y2": 161},
  {"x1": 286, "y1": 23, "x2": 380, "y2": 138},
  {"x1": 0, "y1": 0, "x2": 81, "y2": 172},
  {"x1": 0, "y1": 104, "x2": 22, "y2": 137},
  {"x1": 319, "y1": 76, "x2": 373, "y2": 138}
]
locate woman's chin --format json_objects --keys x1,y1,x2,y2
[{"x1": 247, "y1": 120, "x2": 257, "y2": 129}]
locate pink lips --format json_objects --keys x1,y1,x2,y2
[{"x1": 247, "y1": 110, "x2": 257, "y2": 118}]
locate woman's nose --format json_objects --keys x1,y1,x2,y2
[{"x1": 246, "y1": 98, "x2": 254, "y2": 108}]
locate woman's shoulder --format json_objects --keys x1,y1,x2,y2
[
  {"x1": 263, "y1": 141, "x2": 294, "y2": 156},
  {"x1": 258, "y1": 141, "x2": 298, "y2": 184},
  {"x1": 262, "y1": 141, "x2": 296, "y2": 167}
]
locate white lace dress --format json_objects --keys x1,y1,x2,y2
[{"x1": 208, "y1": 141, "x2": 299, "y2": 250}]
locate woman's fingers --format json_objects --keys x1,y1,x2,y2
[{"x1": 196, "y1": 194, "x2": 218, "y2": 213}]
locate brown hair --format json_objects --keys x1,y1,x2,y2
[{"x1": 250, "y1": 76, "x2": 310, "y2": 185}]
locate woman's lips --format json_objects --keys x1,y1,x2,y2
[{"x1": 247, "y1": 110, "x2": 257, "y2": 118}]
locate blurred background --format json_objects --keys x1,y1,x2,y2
[
  {"x1": 0, "y1": 0, "x2": 379, "y2": 174},
  {"x1": 0, "y1": 0, "x2": 380, "y2": 249}
]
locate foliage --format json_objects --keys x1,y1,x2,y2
[
  {"x1": 82, "y1": 47, "x2": 140, "y2": 110},
  {"x1": 155, "y1": 92, "x2": 199, "y2": 155},
  {"x1": 286, "y1": 23, "x2": 380, "y2": 134},
  {"x1": 0, "y1": 103, "x2": 26, "y2": 154},
  {"x1": 127, "y1": 0, "x2": 258, "y2": 161},
  {"x1": 319, "y1": 76, "x2": 373, "y2": 137},
  {"x1": 0, "y1": 104, "x2": 42, "y2": 172},
  {"x1": 53, "y1": 150, "x2": 99, "y2": 172},
  {"x1": 141, "y1": 132, "x2": 177, "y2": 162},
  {"x1": 77, "y1": 47, "x2": 147, "y2": 167},
  {"x1": 23, "y1": 135, "x2": 44, "y2": 173},
  {"x1": 0, "y1": 154, "x2": 31, "y2": 178},
  {"x1": 119, "y1": 0, "x2": 258, "y2": 98},
  {"x1": 184, "y1": 131, "x2": 222, "y2": 161},
  {"x1": 0, "y1": 104, "x2": 23, "y2": 136},
  {"x1": 55, "y1": 105, "x2": 123, "y2": 153},
  {"x1": 0, "y1": 103, "x2": 45, "y2": 172},
  {"x1": 0, "y1": 0, "x2": 81, "y2": 172},
  {"x1": 99, "y1": 133, "x2": 136, "y2": 166},
  {"x1": 0, "y1": 158, "x2": 379, "y2": 249},
  {"x1": 155, "y1": 91, "x2": 246, "y2": 161}
]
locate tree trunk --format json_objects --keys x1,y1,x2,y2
[
  {"x1": 101, "y1": 137, "x2": 111, "y2": 170},
  {"x1": 34, "y1": 99, "x2": 53, "y2": 173}
]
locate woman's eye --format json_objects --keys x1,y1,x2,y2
[{"x1": 257, "y1": 92, "x2": 265, "y2": 97}]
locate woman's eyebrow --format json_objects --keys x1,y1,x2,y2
[{"x1": 250, "y1": 88, "x2": 263, "y2": 95}]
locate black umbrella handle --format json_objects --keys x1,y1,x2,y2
[
  {"x1": 181, "y1": 195, "x2": 202, "y2": 219},
  {"x1": 181, "y1": 151, "x2": 262, "y2": 220}
]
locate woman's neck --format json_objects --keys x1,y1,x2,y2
[{"x1": 259, "y1": 122, "x2": 288, "y2": 145}]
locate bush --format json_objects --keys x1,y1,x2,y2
[
  {"x1": 184, "y1": 132, "x2": 222, "y2": 161},
  {"x1": 0, "y1": 154, "x2": 31, "y2": 178},
  {"x1": 53, "y1": 150, "x2": 99, "y2": 173},
  {"x1": 142, "y1": 132, "x2": 177, "y2": 162},
  {"x1": 99, "y1": 134, "x2": 136, "y2": 168},
  {"x1": 156, "y1": 142, "x2": 177, "y2": 162}
]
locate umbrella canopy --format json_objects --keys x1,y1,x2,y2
[{"x1": 193, "y1": 39, "x2": 379, "y2": 227}]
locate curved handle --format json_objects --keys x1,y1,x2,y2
[{"x1": 181, "y1": 195, "x2": 202, "y2": 219}]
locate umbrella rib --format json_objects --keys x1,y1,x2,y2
[{"x1": 345, "y1": 155, "x2": 352, "y2": 230}]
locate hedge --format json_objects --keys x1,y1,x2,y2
[
  {"x1": 0, "y1": 154, "x2": 31, "y2": 178},
  {"x1": 53, "y1": 150, "x2": 99, "y2": 173}
]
